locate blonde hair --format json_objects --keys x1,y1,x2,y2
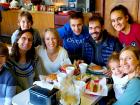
[
  {"x1": 120, "y1": 46, "x2": 140, "y2": 73},
  {"x1": 42, "y1": 28, "x2": 60, "y2": 48},
  {"x1": 120, "y1": 46, "x2": 140, "y2": 60},
  {"x1": 108, "y1": 52, "x2": 120, "y2": 69}
]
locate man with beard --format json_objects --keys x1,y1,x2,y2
[{"x1": 82, "y1": 15, "x2": 122, "y2": 66}]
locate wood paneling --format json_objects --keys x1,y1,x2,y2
[
  {"x1": 1, "y1": 11, "x2": 19, "y2": 36},
  {"x1": 138, "y1": 0, "x2": 140, "y2": 23},
  {"x1": 1, "y1": 10, "x2": 55, "y2": 37},
  {"x1": 95, "y1": 0, "x2": 104, "y2": 17},
  {"x1": 31, "y1": 11, "x2": 55, "y2": 36}
]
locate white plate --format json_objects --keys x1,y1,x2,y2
[
  {"x1": 88, "y1": 67, "x2": 106, "y2": 73},
  {"x1": 85, "y1": 89, "x2": 103, "y2": 96},
  {"x1": 88, "y1": 63, "x2": 107, "y2": 73}
]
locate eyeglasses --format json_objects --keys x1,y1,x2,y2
[{"x1": 89, "y1": 26, "x2": 101, "y2": 31}]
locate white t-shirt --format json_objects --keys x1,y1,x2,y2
[
  {"x1": 112, "y1": 74, "x2": 129, "y2": 100},
  {"x1": 36, "y1": 46, "x2": 71, "y2": 74}
]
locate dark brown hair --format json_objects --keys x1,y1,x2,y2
[
  {"x1": 110, "y1": 5, "x2": 133, "y2": 24},
  {"x1": 18, "y1": 11, "x2": 33, "y2": 25},
  {"x1": 69, "y1": 11, "x2": 84, "y2": 22},
  {"x1": 0, "y1": 42, "x2": 9, "y2": 60},
  {"x1": 120, "y1": 46, "x2": 140, "y2": 60},
  {"x1": 11, "y1": 29, "x2": 35, "y2": 62},
  {"x1": 108, "y1": 52, "x2": 120, "y2": 63},
  {"x1": 89, "y1": 15, "x2": 104, "y2": 26}
]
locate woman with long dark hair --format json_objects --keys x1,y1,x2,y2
[
  {"x1": 8, "y1": 29, "x2": 40, "y2": 93},
  {"x1": 110, "y1": 5, "x2": 140, "y2": 48}
]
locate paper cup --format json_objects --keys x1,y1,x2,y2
[
  {"x1": 66, "y1": 66, "x2": 75, "y2": 75},
  {"x1": 57, "y1": 73, "x2": 67, "y2": 83},
  {"x1": 79, "y1": 63, "x2": 88, "y2": 74},
  {"x1": 74, "y1": 80, "x2": 86, "y2": 91}
]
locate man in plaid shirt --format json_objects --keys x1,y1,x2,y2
[{"x1": 82, "y1": 15, "x2": 122, "y2": 66}]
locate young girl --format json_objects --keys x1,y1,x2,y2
[
  {"x1": 0, "y1": 42, "x2": 16, "y2": 105},
  {"x1": 108, "y1": 52, "x2": 129, "y2": 100},
  {"x1": 8, "y1": 29, "x2": 40, "y2": 93},
  {"x1": 36, "y1": 28, "x2": 71, "y2": 74},
  {"x1": 110, "y1": 5, "x2": 140, "y2": 48},
  {"x1": 11, "y1": 11, "x2": 41, "y2": 47}
]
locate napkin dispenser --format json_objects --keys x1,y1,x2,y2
[{"x1": 29, "y1": 86, "x2": 59, "y2": 105}]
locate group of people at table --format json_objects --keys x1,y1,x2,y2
[{"x1": 0, "y1": 4, "x2": 140, "y2": 105}]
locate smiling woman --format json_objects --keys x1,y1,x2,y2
[
  {"x1": 110, "y1": 5, "x2": 140, "y2": 48},
  {"x1": 113, "y1": 46, "x2": 140, "y2": 105},
  {"x1": 36, "y1": 28, "x2": 71, "y2": 75},
  {"x1": 7, "y1": 29, "x2": 41, "y2": 93}
]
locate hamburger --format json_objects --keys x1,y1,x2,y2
[
  {"x1": 46, "y1": 73, "x2": 57, "y2": 82},
  {"x1": 89, "y1": 65, "x2": 102, "y2": 71}
]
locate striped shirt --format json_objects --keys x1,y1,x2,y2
[{"x1": 7, "y1": 56, "x2": 40, "y2": 93}]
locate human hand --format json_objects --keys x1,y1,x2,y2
[
  {"x1": 73, "y1": 59, "x2": 84, "y2": 68},
  {"x1": 103, "y1": 70, "x2": 112, "y2": 77}
]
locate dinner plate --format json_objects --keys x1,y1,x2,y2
[
  {"x1": 87, "y1": 63, "x2": 107, "y2": 74},
  {"x1": 88, "y1": 66, "x2": 106, "y2": 73},
  {"x1": 85, "y1": 89, "x2": 103, "y2": 96}
]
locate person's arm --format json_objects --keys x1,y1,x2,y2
[
  {"x1": 35, "y1": 46, "x2": 47, "y2": 75},
  {"x1": 32, "y1": 29, "x2": 42, "y2": 47},
  {"x1": 33, "y1": 55, "x2": 42, "y2": 81},
  {"x1": 57, "y1": 23, "x2": 70, "y2": 39},
  {"x1": 61, "y1": 48, "x2": 72, "y2": 65},
  {"x1": 134, "y1": 25, "x2": 140, "y2": 46},
  {"x1": 5, "y1": 73, "x2": 16, "y2": 105},
  {"x1": 11, "y1": 30, "x2": 19, "y2": 45},
  {"x1": 113, "y1": 78, "x2": 140, "y2": 105}
]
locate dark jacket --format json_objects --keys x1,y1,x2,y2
[{"x1": 82, "y1": 30, "x2": 122, "y2": 66}]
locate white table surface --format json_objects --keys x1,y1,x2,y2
[{"x1": 12, "y1": 84, "x2": 112, "y2": 105}]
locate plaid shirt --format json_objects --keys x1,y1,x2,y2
[{"x1": 82, "y1": 30, "x2": 122, "y2": 66}]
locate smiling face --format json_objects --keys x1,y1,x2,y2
[
  {"x1": 19, "y1": 16, "x2": 32, "y2": 30},
  {"x1": 44, "y1": 31, "x2": 58, "y2": 50},
  {"x1": 110, "y1": 10, "x2": 129, "y2": 32},
  {"x1": 120, "y1": 50, "x2": 139, "y2": 74},
  {"x1": 0, "y1": 55, "x2": 6, "y2": 69},
  {"x1": 89, "y1": 20, "x2": 102, "y2": 41},
  {"x1": 17, "y1": 32, "x2": 33, "y2": 52},
  {"x1": 70, "y1": 18, "x2": 83, "y2": 35},
  {"x1": 108, "y1": 60, "x2": 122, "y2": 76}
]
